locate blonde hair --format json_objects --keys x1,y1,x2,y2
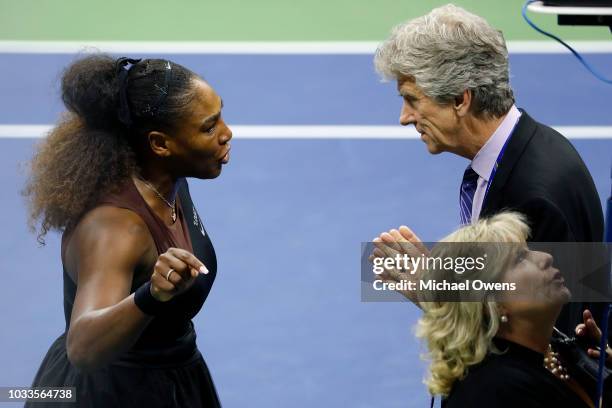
[{"x1": 416, "y1": 212, "x2": 530, "y2": 396}]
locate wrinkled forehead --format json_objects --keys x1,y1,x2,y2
[{"x1": 396, "y1": 75, "x2": 424, "y2": 96}]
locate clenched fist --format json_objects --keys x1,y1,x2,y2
[{"x1": 150, "y1": 248, "x2": 208, "y2": 302}]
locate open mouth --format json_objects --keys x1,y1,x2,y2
[
  {"x1": 416, "y1": 127, "x2": 426, "y2": 140},
  {"x1": 220, "y1": 148, "x2": 230, "y2": 164},
  {"x1": 552, "y1": 270, "x2": 564, "y2": 282}
]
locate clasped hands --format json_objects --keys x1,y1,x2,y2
[
  {"x1": 369, "y1": 225, "x2": 429, "y2": 304},
  {"x1": 369, "y1": 225, "x2": 612, "y2": 365}
]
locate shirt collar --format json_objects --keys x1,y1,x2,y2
[{"x1": 470, "y1": 105, "x2": 521, "y2": 181}]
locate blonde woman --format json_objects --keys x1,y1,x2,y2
[{"x1": 373, "y1": 213, "x2": 611, "y2": 408}]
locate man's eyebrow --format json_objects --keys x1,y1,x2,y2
[{"x1": 399, "y1": 92, "x2": 418, "y2": 99}]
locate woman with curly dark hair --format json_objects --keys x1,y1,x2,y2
[{"x1": 22, "y1": 54, "x2": 231, "y2": 407}]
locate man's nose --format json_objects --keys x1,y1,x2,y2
[{"x1": 399, "y1": 102, "x2": 416, "y2": 126}]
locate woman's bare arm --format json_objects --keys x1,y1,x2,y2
[{"x1": 65, "y1": 206, "x2": 156, "y2": 371}]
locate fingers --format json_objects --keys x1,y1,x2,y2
[
  {"x1": 367, "y1": 249, "x2": 380, "y2": 261},
  {"x1": 582, "y1": 309, "x2": 602, "y2": 341},
  {"x1": 150, "y1": 270, "x2": 177, "y2": 298},
  {"x1": 148, "y1": 248, "x2": 210, "y2": 303},
  {"x1": 586, "y1": 317, "x2": 602, "y2": 338},
  {"x1": 370, "y1": 256, "x2": 407, "y2": 283},
  {"x1": 378, "y1": 233, "x2": 402, "y2": 254},
  {"x1": 399, "y1": 225, "x2": 429, "y2": 254},
  {"x1": 152, "y1": 248, "x2": 209, "y2": 297},
  {"x1": 586, "y1": 347, "x2": 612, "y2": 364},
  {"x1": 371, "y1": 238, "x2": 398, "y2": 278},
  {"x1": 388, "y1": 229, "x2": 403, "y2": 241},
  {"x1": 575, "y1": 323, "x2": 587, "y2": 337},
  {"x1": 167, "y1": 248, "x2": 209, "y2": 275},
  {"x1": 373, "y1": 237, "x2": 400, "y2": 259},
  {"x1": 587, "y1": 349, "x2": 601, "y2": 359},
  {"x1": 398, "y1": 225, "x2": 420, "y2": 242},
  {"x1": 389, "y1": 228, "x2": 424, "y2": 258},
  {"x1": 577, "y1": 309, "x2": 606, "y2": 359},
  {"x1": 385, "y1": 267, "x2": 410, "y2": 282},
  {"x1": 374, "y1": 226, "x2": 428, "y2": 257},
  {"x1": 371, "y1": 231, "x2": 418, "y2": 279},
  {"x1": 367, "y1": 248, "x2": 385, "y2": 263},
  {"x1": 156, "y1": 253, "x2": 189, "y2": 282},
  {"x1": 158, "y1": 249, "x2": 207, "y2": 279},
  {"x1": 388, "y1": 229, "x2": 415, "y2": 255},
  {"x1": 369, "y1": 226, "x2": 426, "y2": 283},
  {"x1": 165, "y1": 266, "x2": 196, "y2": 287}
]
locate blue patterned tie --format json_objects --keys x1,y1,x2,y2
[{"x1": 459, "y1": 166, "x2": 479, "y2": 225}]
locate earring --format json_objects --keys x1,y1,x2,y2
[{"x1": 500, "y1": 315, "x2": 509, "y2": 323}]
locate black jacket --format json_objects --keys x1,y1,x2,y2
[
  {"x1": 480, "y1": 110, "x2": 603, "y2": 242},
  {"x1": 443, "y1": 338, "x2": 593, "y2": 408},
  {"x1": 479, "y1": 110, "x2": 606, "y2": 335}
]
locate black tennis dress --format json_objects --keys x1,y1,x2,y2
[{"x1": 26, "y1": 178, "x2": 221, "y2": 407}]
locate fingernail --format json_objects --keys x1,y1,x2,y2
[{"x1": 200, "y1": 266, "x2": 209, "y2": 275}]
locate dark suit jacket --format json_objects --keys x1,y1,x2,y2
[
  {"x1": 480, "y1": 110, "x2": 603, "y2": 242},
  {"x1": 479, "y1": 110, "x2": 606, "y2": 335}
]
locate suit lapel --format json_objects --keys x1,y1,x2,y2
[{"x1": 480, "y1": 110, "x2": 537, "y2": 216}]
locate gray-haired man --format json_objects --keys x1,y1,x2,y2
[{"x1": 373, "y1": 3, "x2": 604, "y2": 340}]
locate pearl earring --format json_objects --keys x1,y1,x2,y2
[{"x1": 500, "y1": 315, "x2": 509, "y2": 323}]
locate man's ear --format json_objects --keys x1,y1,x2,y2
[
  {"x1": 454, "y1": 89, "x2": 472, "y2": 117},
  {"x1": 147, "y1": 131, "x2": 172, "y2": 157}
]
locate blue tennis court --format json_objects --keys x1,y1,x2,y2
[{"x1": 1, "y1": 50, "x2": 611, "y2": 407}]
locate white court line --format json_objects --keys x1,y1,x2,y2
[
  {"x1": 1, "y1": 125, "x2": 611, "y2": 139},
  {"x1": 0, "y1": 41, "x2": 611, "y2": 54}
]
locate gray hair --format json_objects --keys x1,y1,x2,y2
[{"x1": 374, "y1": 4, "x2": 514, "y2": 118}]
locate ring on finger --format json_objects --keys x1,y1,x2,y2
[{"x1": 166, "y1": 268, "x2": 175, "y2": 281}]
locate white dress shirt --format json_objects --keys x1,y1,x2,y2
[{"x1": 470, "y1": 105, "x2": 522, "y2": 222}]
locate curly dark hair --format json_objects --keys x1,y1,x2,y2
[{"x1": 23, "y1": 54, "x2": 199, "y2": 243}]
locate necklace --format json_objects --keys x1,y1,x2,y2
[
  {"x1": 138, "y1": 178, "x2": 177, "y2": 223},
  {"x1": 544, "y1": 344, "x2": 570, "y2": 381}
]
